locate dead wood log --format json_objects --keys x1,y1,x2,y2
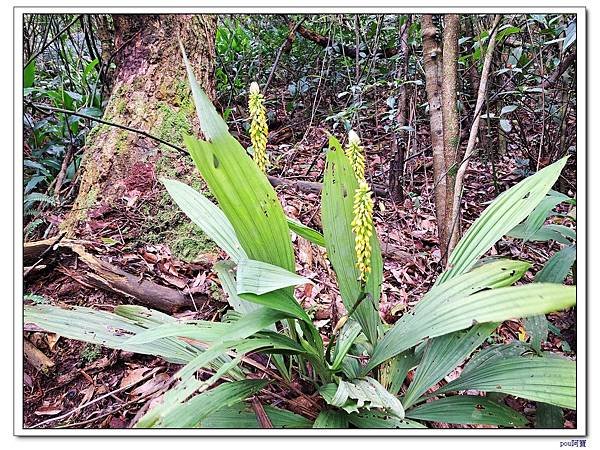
[
  {"x1": 24, "y1": 338, "x2": 55, "y2": 374},
  {"x1": 68, "y1": 244, "x2": 198, "y2": 313},
  {"x1": 267, "y1": 175, "x2": 388, "y2": 197}
]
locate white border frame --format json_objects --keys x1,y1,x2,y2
[{"x1": 12, "y1": 4, "x2": 587, "y2": 437}]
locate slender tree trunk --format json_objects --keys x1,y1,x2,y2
[
  {"x1": 422, "y1": 15, "x2": 449, "y2": 259},
  {"x1": 389, "y1": 16, "x2": 410, "y2": 201},
  {"x1": 441, "y1": 14, "x2": 461, "y2": 255},
  {"x1": 447, "y1": 15, "x2": 502, "y2": 256},
  {"x1": 62, "y1": 15, "x2": 217, "y2": 259}
]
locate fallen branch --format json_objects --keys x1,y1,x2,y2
[
  {"x1": 24, "y1": 338, "x2": 55, "y2": 374},
  {"x1": 288, "y1": 17, "x2": 398, "y2": 59},
  {"x1": 267, "y1": 175, "x2": 388, "y2": 197},
  {"x1": 68, "y1": 244, "x2": 199, "y2": 313}
]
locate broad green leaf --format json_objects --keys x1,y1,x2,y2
[
  {"x1": 508, "y1": 191, "x2": 570, "y2": 242},
  {"x1": 436, "y1": 354, "x2": 576, "y2": 409},
  {"x1": 161, "y1": 178, "x2": 247, "y2": 263},
  {"x1": 526, "y1": 244, "x2": 576, "y2": 351},
  {"x1": 24, "y1": 60, "x2": 35, "y2": 89},
  {"x1": 236, "y1": 258, "x2": 312, "y2": 295},
  {"x1": 330, "y1": 320, "x2": 362, "y2": 370},
  {"x1": 403, "y1": 322, "x2": 499, "y2": 408},
  {"x1": 437, "y1": 156, "x2": 568, "y2": 285},
  {"x1": 180, "y1": 42, "x2": 229, "y2": 141},
  {"x1": 368, "y1": 280, "x2": 574, "y2": 371},
  {"x1": 126, "y1": 306, "x2": 290, "y2": 345},
  {"x1": 405, "y1": 396, "x2": 527, "y2": 427},
  {"x1": 535, "y1": 402, "x2": 564, "y2": 428},
  {"x1": 24, "y1": 305, "x2": 198, "y2": 364},
  {"x1": 287, "y1": 217, "x2": 326, "y2": 247},
  {"x1": 322, "y1": 135, "x2": 382, "y2": 344},
  {"x1": 348, "y1": 411, "x2": 426, "y2": 428},
  {"x1": 313, "y1": 410, "x2": 348, "y2": 428},
  {"x1": 139, "y1": 379, "x2": 268, "y2": 428},
  {"x1": 367, "y1": 259, "x2": 531, "y2": 370},
  {"x1": 380, "y1": 350, "x2": 419, "y2": 396},
  {"x1": 214, "y1": 260, "x2": 260, "y2": 314},
  {"x1": 185, "y1": 135, "x2": 294, "y2": 272},
  {"x1": 508, "y1": 224, "x2": 572, "y2": 244},
  {"x1": 198, "y1": 403, "x2": 313, "y2": 428},
  {"x1": 320, "y1": 377, "x2": 405, "y2": 419},
  {"x1": 554, "y1": 247, "x2": 578, "y2": 272}
]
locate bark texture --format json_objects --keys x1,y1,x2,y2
[
  {"x1": 441, "y1": 14, "x2": 461, "y2": 253},
  {"x1": 422, "y1": 15, "x2": 449, "y2": 257},
  {"x1": 62, "y1": 15, "x2": 217, "y2": 251}
]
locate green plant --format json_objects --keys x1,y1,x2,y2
[{"x1": 24, "y1": 49, "x2": 576, "y2": 429}]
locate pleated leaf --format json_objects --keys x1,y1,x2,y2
[
  {"x1": 313, "y1": 410, "x2": 349, "y2": 428},
  {"x1": 161, "y1": 178, "x2": 247, "y2": 263},
  {"x1": 526, "y1": 244, "x2": 577, "y2": 351},
  {"x1": 535, "y1": 402, "x2": 564, "y2": 428},
  {"x1": 370, "y1": 283, "x2": 574, "y2": 372},
  {"x1": 405, "y1": 396, "x2": 528, "y2": 427},
  {"x1": 437, "y1": 156, "x2": 568, "y2": 285},
  {"x1": 403, "y1": 322, "x2": 499, "y2": 408},
  {"x1": 236, "y1": 258, "x2": 312, "y2": 296},
  {"x1": 367, "y1": 259, "x2": 531, "y2": 370},
  {"x1": 139, "y1": 379, "x2": 268, "y2": 428},
  {"x1": 322, "y1": 135, "x2": 382, "y2": 344},
  {"x1": 348, "y1": 411, "x2": 426, "y2": 428},
  {"x1": 436, "y1": 354, "x2": 576, "y2": 409},
  {"x1": 198, "y1": 403, "x2": 313, "y2": 428},
  {"x1": 25, "y1": 305, "x2": 199, "y2": 364}
]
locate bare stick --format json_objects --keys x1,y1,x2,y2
[{"x1": 446, "y1": 15, "x2": 502, "y2": 256}]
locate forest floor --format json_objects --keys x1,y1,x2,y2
[{"x1": 22, "y1": 119, "x2": 577, "y2": 429}]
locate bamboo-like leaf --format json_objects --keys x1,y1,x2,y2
[
  {"x1": 347, "y1": 411, "x2": 426, "y2": 428},
  {"x1": 322, "y1": 135, "x2": 382, "y2": 344},
  {"x1": 313, "y1": 410, "x2": 349, "y2": 428},
  {"x1": 405, "y1": 396, "x2": 528, "y2": 427},
  {"x1": 286, "y1": 217, "x2": 326, "y2": 247},
  {"x1": 403, "y1": 322, "x2": 499, "y2": 408},
  {"x1": 507, "y1": 224, "x2": 572, "y2": 244},
  {"x1": 367, "y1": 259, "x2": 531, "y2": 370},
  {"x1": 139, "y1": 379, "x2": 268, "y2": 428},
  {"x1": 435, "y1": 354, "x2": 576, "y2": 409},
  {"x1": 437, "y1": 156, "x2": 568, "y2": 285},
  {"x1": 236, "y1": 258, "x2": 312, "y2": 295},
  {"x1": 161, "y1": 178, "x2": 247, "y2": 263},
  {"x1": 368, "y1": 280, "x2": 575, "y2": 372}
]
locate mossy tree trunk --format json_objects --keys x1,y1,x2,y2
[{"x1": 63, "y1": 14, "x2": 218, "y2": 260}]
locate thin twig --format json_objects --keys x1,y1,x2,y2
[{"x1": 24, "y1": 15, "x2": 83, "y2": 69}]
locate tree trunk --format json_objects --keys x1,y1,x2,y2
[
  {"x1": 422, "y1": 15, "x2": 449, "y2": 259},
  {"x1": 61, "y1": 15, "x2": 217, "y2": 261},
  {"x1": 441, "y1": 14, "x2": 461, "y2": 255}
]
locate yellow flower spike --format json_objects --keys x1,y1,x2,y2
[
  {"x1": 351, "y1": 180, "x2": 374, "y2": 282},
  {"x1": 248, "y1": 82, "x2": 269, "y2": 173},
  {"x1": 345, "y1": 129, "x2": 366, "y2": 182}
]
